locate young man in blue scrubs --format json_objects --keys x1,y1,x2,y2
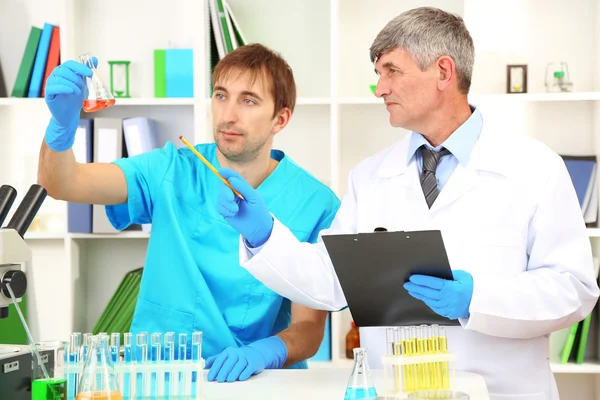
[{"x1": 38, "y1": 43, "x2": 340, "y2": 383}]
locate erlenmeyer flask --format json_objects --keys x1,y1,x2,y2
[
  {"x1": 79, "y1": 53, "x2": 116, "y2": 112},
  {"x1": 76, "y1": 335, "x2": 122, "y2": 400},
  {"x1": 344, "y1": 348, "x2": 377, "y2": 400}
]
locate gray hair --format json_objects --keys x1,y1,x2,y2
[{"x1": 369, "y1": 7, "x2": 475, "y2": 94}]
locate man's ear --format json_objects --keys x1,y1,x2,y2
[
  {"x1": 436, "y1": 56, "x2": 455, "y2": 92},
  {"x1": 271, "y1": 107, "x2": 291, "y2": 135}
]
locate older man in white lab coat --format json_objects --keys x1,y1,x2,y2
[{"x1": 215, "y1": 7, "x2": 600, "y2": 400}]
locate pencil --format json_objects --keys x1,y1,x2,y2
[{"x1": 178, "y1": 135, "x2": 244, "y2": 199}]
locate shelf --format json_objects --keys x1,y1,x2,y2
[
  {"x1": 551, "y1": 362, "x2": 600, "y2": 374},
  {"x1": 588, "y1": 228, "x2": 600, "y2": 238},
  {"x1": 470, "y1": 92, "x2": 600, "y2": 102},
  {"x1": 0, "y1": 98, "x2": 195, "y2": 107},
  {"x1": 69, "y1": 232, "x2": 150, "y2": 239},
  {"x1": 5, "y1": 93, "x2": 600, "y2": 108},
  {"x1": 24, "y1": 232, "x2": 151, "y2": 240},
  {"x1": 24, "y1": 232, "x2": 65, "y2": 240},
  {"x1": 112, "y1": 98, "x2": 196, "y2": 106},
  {"x1": 0, "y1": 98, "x2": 46, "y2": 106},
  {"x1": 296, "y1": 97, "x2": 332, "y2": 105}
]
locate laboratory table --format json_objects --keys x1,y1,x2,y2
[{"x1": 201, "y1": 368, "x2": 490, "y2": 399}]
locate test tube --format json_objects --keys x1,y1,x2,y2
[
  {"x1": 80, "y1": 333, "x2": 92, "y2": 362},
  {"x1": 385, "y1": 328, "x2": 395, "y2": 391},
  {"x1": 178, "y1": 333, "x2": 188, "y2": 396},
  {"x1": 136, "y1": 332, "x2": 149, "y2": 397},
  {"x1": 68, "y1": 333, "x2": 81, "y2": 398},
  {"x1": 110, "y1": 333, "x2": 121, "y2": 363},
  {"x1": 123, "y1": 333, "x2": 133, "y2": 398},
  {"x1": 164, "y1": 332, "x2": 175, "y2": 397},
  {"x1": 438, "y1": 326, "x2": 449, "y2": 389},
  {"x1": 192, "y1": 332, "x2": 202, "y2": 397},
  {"x1": 398, "y1": 327, "x2": 408, "y2": 392},
  {"x1": 431, "y1": 325, "x2": 441, "y2": 390},
  {"x1": 393, "y1": 328, "x2": 402, "y2": 393},
  {"x1": 150, "y1": 333, "x2": 162, "y2": 397}
]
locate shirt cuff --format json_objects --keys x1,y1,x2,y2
[{"x1": 244, "y1": 234, "x2": 268, "y2": 255}]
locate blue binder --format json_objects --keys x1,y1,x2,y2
[
  {"x1": 67, "y1": 119, "x2": 93, "y2": 233},
  {"x1": 27, "y1": 23, "x2": 54, "y2": 98},
  {"x1": 561, "y1": 155, "x2": 598, "y2": 225}
]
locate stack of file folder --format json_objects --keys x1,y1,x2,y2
[{"x1": 92, "y1": 268, "x2": 143, "y2": 335}]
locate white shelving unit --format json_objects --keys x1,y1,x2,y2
[{"x1": 2, "y1": 0, "x2": 600, "y2": 397}]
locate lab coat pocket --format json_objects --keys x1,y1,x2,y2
[{"x1": 490, "y1": 393, "x2": 546, "y2": 400}]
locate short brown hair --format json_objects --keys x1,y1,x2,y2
[{"x1": 212, "y1": 43, "x2": 297, "y2": 117}]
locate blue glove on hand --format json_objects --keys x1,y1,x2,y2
[
  {"x1": 404, "y1": 270, "x2": 474, "y2": 320},
  {"x1": 44, "y1": 58, "x2": 96, "y2": 152},
  {"x1": 216, "y1": 168, "x2": 274, "y2": 248},
  {"x1": 205, "y1": 336, "x2": 287, "y2": 383}
]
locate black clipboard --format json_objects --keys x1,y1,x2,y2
[{"x1": 322, "y1": 230, "x2": 460, "y2": 327}]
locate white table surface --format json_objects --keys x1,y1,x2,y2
[{"x1": 201, "y1": 368, "x2": 490, "y2": 399}]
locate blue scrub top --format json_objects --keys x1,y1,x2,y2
[{"x1": 106, "y1": 142, "x2": 340, "y2": 368}]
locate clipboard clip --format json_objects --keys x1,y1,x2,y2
[{"x1": 374, "y1": 227, "x2": 388, "y2": 232}]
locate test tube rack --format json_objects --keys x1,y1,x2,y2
[
  {"x1": 381, "y1": 353, "x2": 456, "y2": 398},
  {"x1": 63, "y1": 358, "x2": 205, "y2": 399}
]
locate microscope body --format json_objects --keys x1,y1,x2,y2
[
  {"x1": 0, "y1": 184, "x2": 48, "y2": 400},
  {"x1": 0, "y1": 228, "x2": 31, "y2": 317}
]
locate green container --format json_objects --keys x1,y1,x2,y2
[{"x1": 31, "y1": 378, "x2": 67, "y2": 400}]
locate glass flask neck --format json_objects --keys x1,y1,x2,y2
[{"x1": 79, "y1": 53, "x2": 96, "y2": 71}]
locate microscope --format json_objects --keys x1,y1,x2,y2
[{"x1": 0, "y1": 183, "x2": 48, "y2": 400}]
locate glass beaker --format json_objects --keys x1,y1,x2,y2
[
  {"x1": 76, "y1": 335, "x2": 122, "y2": 400},
  {"x1": 79, "y1": 53, "x2": 116, "y2": 112},
  {"x1": 31, "y1": 341, "x2": 68, "y2": 400},
  {"x1": 344, "y1": 348, "x2": 377, "y2": 400}
]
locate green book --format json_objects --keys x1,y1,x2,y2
[
  {"x1": 560, "y1": 321, "x2": 580, "y2": 364},
  {"x1": 12, "y1": 26, "x2": 42, "y2": 98},
  {"x1": 154, "y1": 50, "x2": 166, "y2": 98},
  {"x1": 216, "y1": 0, "x2": 234, "y2": 53},
  {"x1": 93, "y1": 268, "x2": 143, "y2": 336},
  {"x1": 575, "y1": 312, "x2": 593, "y2": 364}
]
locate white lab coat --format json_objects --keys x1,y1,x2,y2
[{"x1": 239, "y1": 124, "x2": 600, "y2": 400}]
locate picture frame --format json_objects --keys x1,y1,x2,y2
[{"x1": 507, "y1": 64, "x2": 527, "y2": 94}]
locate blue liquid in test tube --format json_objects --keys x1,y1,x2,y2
[
  {"x1": 178, "y1": 333, "x2": 188, "y2": 396},
  {"x1": 164, "y1": 332, "x2": 175, "y2": 397},
  {"x1": 136, "y1": 332, "x2": 149, "y2": 397},
  {"x1": 150, "y1": 333, "x2": 162, "y2": 397},
  {"x1": 68, "y1": 332, "x2": 81, "y2": 398},
  {"x1": 123, "y1": 333, "x2": 133, "y2": 398},
  {"x1": 192, "y1": 331, "x2": 202, "y2": 397}
]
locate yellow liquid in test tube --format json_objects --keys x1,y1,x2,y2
[
  {"x1": 417, "y1": 335, "x2": 427, "y2": 390},
  {"x1": 438, "y1": 330, "x2": 450, "y2": 389},
  {"x1": 400, "y1": 336, "x2": 411, "y2": 392}
]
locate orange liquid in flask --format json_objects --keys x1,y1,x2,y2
[
  {"x1": 76, "y1": 391, "x2": 123, "y2": 400},
  {"x1": 83, "y1": 99, "x2": 116, "y2": 112}
]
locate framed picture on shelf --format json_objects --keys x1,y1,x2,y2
[{"x1": 506, "y1": 65, "x2": 527, "y2": 94}]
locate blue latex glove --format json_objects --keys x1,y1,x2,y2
[
  {"x1": 205, "y1": 336, "x2": 287, "y2": 383},
  {"x1": 44, "y1": 58, "x2": 97, "y2": 152},
  {"x1": 403, "y1": 270, "x2": 474, "y2": 320},
  {"x1": 216, "y1": 168, "x2": 274, "y2": 247}
]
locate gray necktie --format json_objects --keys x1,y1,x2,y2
[{"x1": 420, "y1": 147, "x2": 451, "y2": 208}]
